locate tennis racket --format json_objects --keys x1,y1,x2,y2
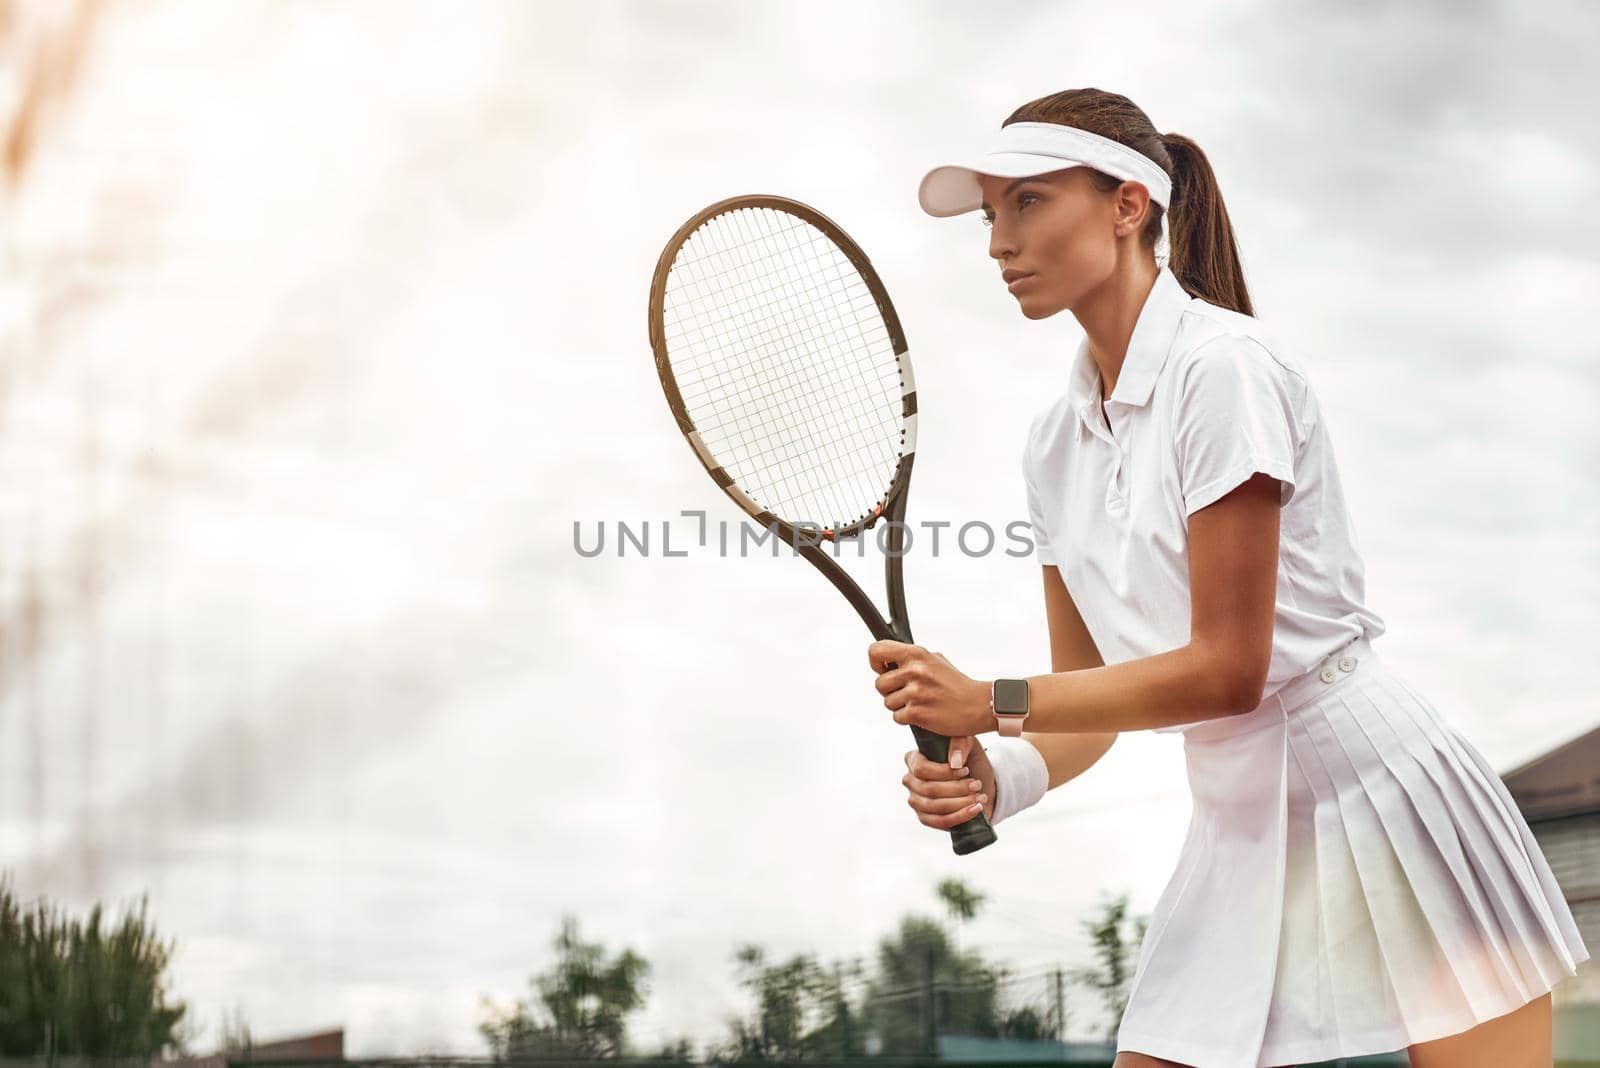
[{"x1": 647, "y1": 194, "x2": 997, "y2": 856}]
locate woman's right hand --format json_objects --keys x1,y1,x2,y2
[{"x1": 902, "y1": 736, "x2": 993, "y2": 830}]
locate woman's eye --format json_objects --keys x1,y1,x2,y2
[{"x1": 982, "y1": 192, "x2": 1037, "y2": 228}]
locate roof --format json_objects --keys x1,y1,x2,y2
[{"x1": 1501, "y1": 721, "x2": 1600, "y2": 822}]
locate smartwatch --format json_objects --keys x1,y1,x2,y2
[{"x1": 991, "y1": 678, "x2": 1031, "y2": 736}]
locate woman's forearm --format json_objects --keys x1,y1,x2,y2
[
  {"x1": 1022, "y1": 641, "x2": 1251, "y2": 734},
  {"x1": 1024, "y1": 730, "x2": 1118, "y2": 789},
  {"x1": 976, "y1": 730, "x2": 1117, "y2": 825}
]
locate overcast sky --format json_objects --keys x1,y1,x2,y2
[{"x1": 1, "y1": 0, "x2": 1596, "y2": 1053}]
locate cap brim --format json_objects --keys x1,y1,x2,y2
[{"x1": 917, "y1": 154, "x2": 1086, "y2": 217}]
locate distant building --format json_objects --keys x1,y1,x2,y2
[
  {"x1": 184, "y1": 1026, "x2": 343, "y2": 1068},
  {"x1": 1503, "y1": 722, "x2": 1600, "y2": 1059},
  {"x1": 236, "y1": 1026, "x2": 343, "y2": 1060}
]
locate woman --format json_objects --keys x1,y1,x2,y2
[{"x1": 868, "y1": 88, "x2": 1590, "y2": 1068}]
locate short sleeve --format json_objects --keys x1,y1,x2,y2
[
  {"x1": 1022, "y1": 452, "x2": 1059, "y2": 566},
  {"x1": 1174, "y1": 336, "x2": 1303, "y2": 516}
]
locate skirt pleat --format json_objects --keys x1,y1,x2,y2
[
  {"x1": 1311, "y1": 683, "x2": 1525, "y2": 1022},
  {"x1": 1389, "y1": 670, "x2": 1588, "y2": 981},
  {"x1": 1115, "y1": 636, "x2": 1592, "y2": 1068},
  {"x1": 1375, "y1": 673, "x2": 1580, "y2": 993}
]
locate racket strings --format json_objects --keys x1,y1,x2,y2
[
  {"x1": 662, "y1": 207, "x2": 905, "y2": 532},
  {"x1": 670, "y1": 247, "x2": 896, "y2": 526}
]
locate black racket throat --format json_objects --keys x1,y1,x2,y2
[{"x1": 794, "y1": 461, "x2": 913, "y2": 645}]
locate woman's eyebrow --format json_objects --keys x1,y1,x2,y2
[{"x1": 979, "y1": 177, "x2": 1044, "y2": 212}]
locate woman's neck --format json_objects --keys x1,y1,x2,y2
[{"x1": 1078, "y1": 260, "x2": 1160, "y2": 401}]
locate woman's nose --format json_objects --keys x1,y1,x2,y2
[{"x1": 989, "y1": 231, "x2": 1017, "y2": 263}]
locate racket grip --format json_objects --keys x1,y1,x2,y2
[{"x1": 911, "y1": 723, "x2": 997, "y2": 855}]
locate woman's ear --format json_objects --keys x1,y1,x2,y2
[{"x1": 1115, "y1": 181, "x2": 1152, "y2": 234}]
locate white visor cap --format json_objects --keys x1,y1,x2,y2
[{"x1": 918, "y1": 122, "x2": 1172, "y2": 218}]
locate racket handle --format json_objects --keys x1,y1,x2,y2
[{"x1": 911, "y1": 723, "x2": 997, "y2": 855}]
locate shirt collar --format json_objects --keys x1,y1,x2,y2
[{"x1": 1068, "y1": 265, "x2": 1192, "y2": 434}]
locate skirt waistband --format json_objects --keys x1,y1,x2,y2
[{"x1": 1184, "y1": 632, "x2": 1378, "y2": 743}]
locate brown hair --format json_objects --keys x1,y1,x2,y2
[{"x1": 1003, "y1": 88, "x2": 1254, "y2": 317}]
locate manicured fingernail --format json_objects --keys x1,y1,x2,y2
[{"x1": 969, "y1": 780, "x2": 981, "y2": 792}]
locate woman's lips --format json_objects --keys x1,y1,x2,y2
[{"x1": 1007, "y1": 273, "x2": 1035, "y2": 293}]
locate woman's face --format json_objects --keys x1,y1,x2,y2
[{"x1": 978, "y1": 167, "x2": 1118, "y2": 320}]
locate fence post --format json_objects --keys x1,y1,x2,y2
[{"x1": 1053, "y1": 967, "x2": 1065, "y2": 1040}]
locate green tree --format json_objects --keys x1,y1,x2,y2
[
  {"x1": 217, "y1": 1004, "x2": 252, "y2": 1053},
  {"x1": 999, "y1": 1004, "x2": 1051, "y2": 1041},
  {"x1": 479, "y1": 913, "x2": 651, "y2": 1059},
  {"x1": 646, "y1": 1035, "x2": 699, "y2": 1062},
  {"x1": 0, "y1": 874, "x2": 188, "y2": 1056},
  {"x1": 934, "y1": 877, "x2": 986, "y2": 959},
  {"x1": 861, "y1": 915, "x2": 1002, "y2": 1056},
  {"x1": 709, "y1": 945, "x2": 866, "y2": 1063},
  {"x1": 1068, "y1": 892, "x2": 1149, "y2": 1042},
  {"x1": 930, "y1": 878, "x2": 1045, "y2": 1046}
]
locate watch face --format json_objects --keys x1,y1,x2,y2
[{"x1": 993, "y1": 678, "x2": 1029, "y2": 715}]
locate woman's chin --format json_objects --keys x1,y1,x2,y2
[{"x1": 1014, "y1": 294, "x2": 1063, "y2": 320}]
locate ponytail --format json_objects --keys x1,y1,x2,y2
[{"x1": 1160, "y1": 132, "x2": 1253, "y2": 316}]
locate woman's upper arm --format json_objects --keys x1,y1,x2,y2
[
  {"x1": 1041, "y1": 564, "x2": 1104, "y2": 674},
  {"x1": 1185, "y1": 472, "x2": 1281, "y2": 711}
]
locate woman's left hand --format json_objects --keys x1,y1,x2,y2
[{"x1": 869, "y1": 640, "x2": 993, "y2": 739}]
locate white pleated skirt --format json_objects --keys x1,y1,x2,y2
[{"x1": 1115, "y1": 633, "x2": 1591, "y2": 1068}]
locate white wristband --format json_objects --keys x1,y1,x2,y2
[{"x1": 985, "y1": 737, "x2": 1049, "y2": 826}]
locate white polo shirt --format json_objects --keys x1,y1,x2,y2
[{"x1": 1022, "y1": 265, "x2": 1387, "y2": 735}]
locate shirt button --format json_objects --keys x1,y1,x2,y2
[
  {"x1": 1338, "y1": 656, "x2": 1356, "y2": 672},
  {"x1": 1319, "y1": 667, "x2": 1337, "y2": 683}
]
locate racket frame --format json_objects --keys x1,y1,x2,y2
[{"x1": 649, "y1": 194, "x2": 998, "y2": 855}]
